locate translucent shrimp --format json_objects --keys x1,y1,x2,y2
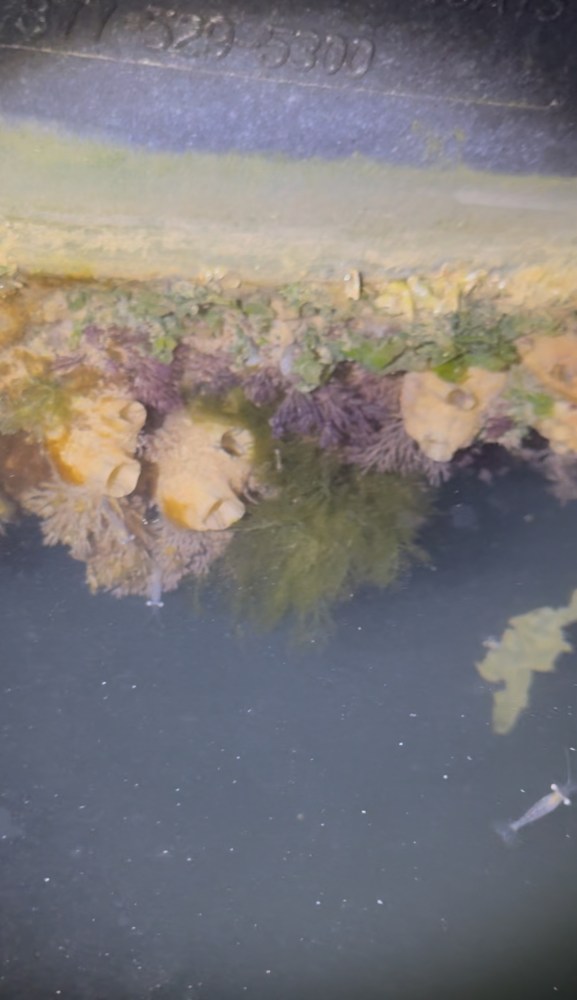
[{"x1": 494, "y1": 779, "x2": 577, "y2": 844}]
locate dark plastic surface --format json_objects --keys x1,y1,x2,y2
[{"x1": 0, "y1": 0, "x2": 576, "y2": 173}]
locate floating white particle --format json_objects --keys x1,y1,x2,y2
[
  {"x1": 377, "y1": 899, "x2": 384, "y2": 905},
  {"x1": 443, "y1": 774, "x2": 448, "y2": 780},
  {"x1": 315, "y1": 900, "x2": 321, "y2": 906},
  {"x1": 43, "y1": 877, "x2": 51, "y2": 883},
  {"x1": 361, "y1": 809, "x2": 367, "y2": 815},
  {"x1": 409, "y1": 713, "x2": 417, "y2": 718}
]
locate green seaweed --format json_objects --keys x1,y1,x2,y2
[
  {"x1": 223, "y1": 442, "x2": 431, "y2": 639},
  {"x1": 290, "y1": 328, "x2": 344, "y2": 391},
  {"x1": 504, "y1": 370, "x2": 556, "y2": 431},
  {"x1": 343, "y1": 334, "x2": 408, "y2": 372},
  {"x1": 433, "y1": 307, "x2": 521, "y2": 383},
  {"x1": 0, "y1": 375, "x2": 74, "y2": 436},
  {"x1": 477, "y1": 591, "x2": 577, "y2": 734}
]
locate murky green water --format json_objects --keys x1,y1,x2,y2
[{"x1": 2, "y1": 462, "x2": 577, "y2": 1000}]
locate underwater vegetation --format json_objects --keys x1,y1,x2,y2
[
  {"x1": 431, "y1": 306, "x2": 521, "y2": 383},
  {"x1": 221, "y1": 442, "x2": 430, "y2": 637},
  {"x1": 477, "y1": 591, "x2": 577, "y2": 734},
  {"x1": 21, "y1": 483, "x2": 231, "y2": 600},
  {"x1": 268, "y1": 365, "x2": 451, "y2": 484},
  {"x1": 1, "y1": 269, "x2": 577, "y2": 628}
]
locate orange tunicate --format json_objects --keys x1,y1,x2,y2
[
  {"x1": 400, "y1": 367, "x2": 507, "y2": 462},
  {"x1": 45, "y1": 395, "x2": 146, "y2": 497},
  {"x1": 533, "y1": 400, "x2": 577, "y2": 455},
  {"x1": 150, "y1": 409, "x2": 254, "y2": 531},
  {"x1": 517, "y1": 332, "x2": 577, "y2": 404}
]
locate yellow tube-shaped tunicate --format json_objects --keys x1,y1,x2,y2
[
  {"x1": 45, "y1": 395, "x2": 146, "y2": 497},
  {"x1": 150, "y1": 409, "x2": 254, "y2": 531}
]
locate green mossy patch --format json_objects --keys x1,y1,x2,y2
[{"x1": 222, "y1": 442, "x2": 431, "y2": 639}]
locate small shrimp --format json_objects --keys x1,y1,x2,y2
[
  {"x1": 145, "y1": 566, "x2": 164, "y2": 610},
  {"x1": 494, "y1": 779, "x2": 577, "y2": 844}
]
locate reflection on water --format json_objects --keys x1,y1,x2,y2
[{"x1": 1, "y1": 463, "x2": 577, "y2": 999}]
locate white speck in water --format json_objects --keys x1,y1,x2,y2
[
  {"x1": 377, "y1": 899, "x2": 384, "y2": 905},
  {"x1": 443, "y1": 774, "x2": 448, "y2": 780}
]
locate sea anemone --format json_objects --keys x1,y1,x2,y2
[
  {"x1": 243, "y1": 368, "x2": 286, "y2": 407},
  {"x1": 269, "y1": 366, "x2": 385, "y2": 448},
  {"x1": 84, "y1": 324, "x2": 182, "y2": 414},
  {"x1": 518, "y1": 445, "x2": 577, "y2": 505},
  {"x1": 21, "y1": 477, "x2": 232, "y2": 600},
  {"x1": 269, "y1": 365, "x2": 450, "y2": 484},
  {"x1": 87, "y1": 511, "x2": 231, "y2": 600},
  {"x1": 21, "y1": 482, "x2": 144, "y2": 560},
  {"x1": 172, "y1": 342, "x2": 239, "y2": 400}
]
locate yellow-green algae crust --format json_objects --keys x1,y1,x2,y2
[{"x1": 2, "y1": 121, "x2": 577, "y2": 287}]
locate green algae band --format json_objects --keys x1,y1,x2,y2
[{"x1": 0, "y1": 0, "x2": 576, "y2": 173}]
